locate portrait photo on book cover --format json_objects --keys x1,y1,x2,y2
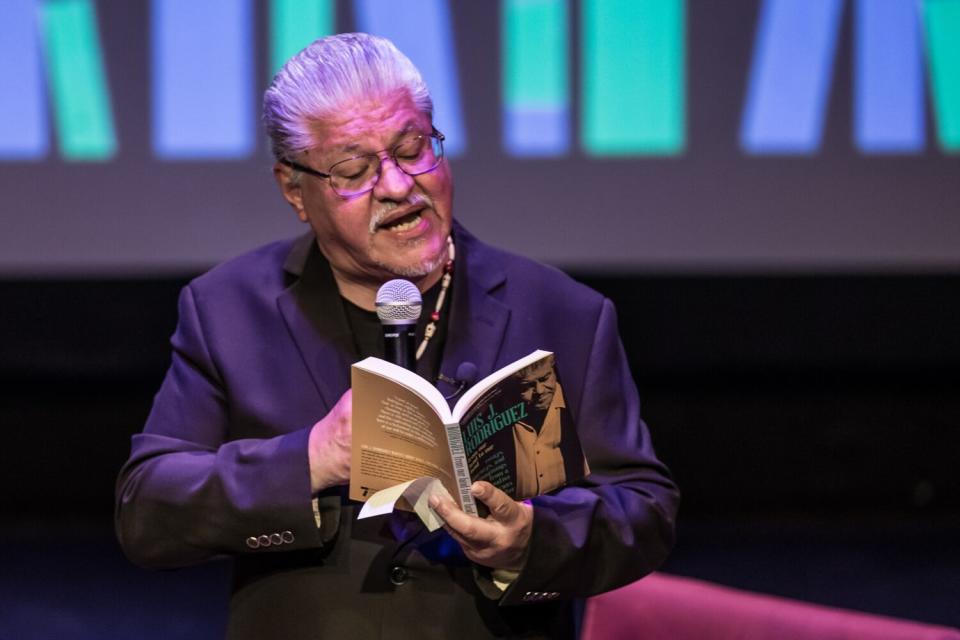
[{"x1": 510, "y1": 354, "x2": 590, "y2": 497}]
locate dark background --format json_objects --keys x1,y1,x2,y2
[
  {"x1": 1, "y1": 0, "x2": 958, "y2": 637},
  {"x1": 2, "y1": 272, "x2": 958, "y2": 636},
  {"x1": 3, "y1": 273, "x2": 959, "y2": 519}
]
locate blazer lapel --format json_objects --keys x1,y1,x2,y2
[
  {"x1": 276, "y1": 227, "x2": 511, "y2": 408},
  {"x1": 438, "y1": 225, "x2": 511, "y2": 403},
  {"x1": 276, "y1": 236, "x2": 355, "y2": 411}
]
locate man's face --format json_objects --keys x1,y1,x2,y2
[
  {"x1": 519, "y1": 361, "x2": 558, "y2": 411},
  {"x1": 275, "y1": 89, "x2": 453, "y2": 286}
]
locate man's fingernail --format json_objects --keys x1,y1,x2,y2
[
  {"x1": 429, "y1": 496, "x2": 440, "y2": 509},
  {"x1": 470, "y1": 482, "x2": 483, "y2": 496}
]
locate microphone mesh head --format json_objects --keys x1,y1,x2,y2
[{"x1": 375, "y1": 279, "x2": 422, "y2": 325}]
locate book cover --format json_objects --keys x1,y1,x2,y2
[
  {"x1": 460, "y1": 353, "x2": 588, "y2": 500},
  {"x1": 350, "y1": 351, "x2": 589, "y2": 527}
]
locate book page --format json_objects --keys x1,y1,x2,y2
[
  {"x1": 350, "y1": 364, "x2": 458, "y2": 504},
  {"x1": 356, "y1": 477, "x2": 452, "y2": 532}
]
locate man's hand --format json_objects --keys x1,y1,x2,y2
[
  {"x1": 307, "y1": 389, "x2": 352, "y2": 492},
  {"x1": 429, "y1": 481, "x2": 533, "y2": 571}
]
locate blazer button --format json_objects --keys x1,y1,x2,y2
[
  {"x1": 281, "y1": 530, "x2": 295, "y2": 544},
  {"x1": 245, "y1": 536, "x2": 259, "y2": 549},
  {"x1": 389, "y1": 565, "x2": 409, "y2": 586},
  {"x1": 270, "y1": 533, "x2": 283, "y2": 546},
  {"x1": 258, "y1": 534, "x2": 271, "y2": 548}
]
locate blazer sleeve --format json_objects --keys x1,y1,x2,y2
[
  {"x1": 114, "y1": 285, "x2": 330, "y2": 569},
  {"x1": 498, "y1": 297, "x2": 680, "y2": 605}
]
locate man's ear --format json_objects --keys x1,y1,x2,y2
[{"x1": 273, "y1": 162, "x2": 308, "y2": 223}]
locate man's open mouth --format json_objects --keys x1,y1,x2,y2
[{"x1": 379, "y1": 210, "x2": 423, "y2": 232}]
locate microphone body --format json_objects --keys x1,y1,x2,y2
[
  {"x1": 382, "y1": 323, "x2": 416, "y2": 371},
  {"x1": 375, "y1": 280, "x2": 423, "y2": 372}
]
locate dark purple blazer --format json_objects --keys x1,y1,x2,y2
[{"x1": 116, "y1": 222, "x2": 679, "y2": 639}]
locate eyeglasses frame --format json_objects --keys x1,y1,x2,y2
[{"x1": 280, "y1": 127, "x2": 446, "y2": 197}]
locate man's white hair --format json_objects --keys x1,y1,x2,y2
[{"x1": 262, "y1": 32, "x2": 433, "y2": 162}]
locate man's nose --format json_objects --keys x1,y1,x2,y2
[{"x1": 372, "y1": 155, "x2": 414, "y2": 201}]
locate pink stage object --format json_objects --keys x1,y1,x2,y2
[{"x1": 582, "y1": 572, "x2": 960, "y2": 640}]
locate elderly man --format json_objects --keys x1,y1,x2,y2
[{"x1": 116, "y1": 33, "x2": 678, "y2": 640}]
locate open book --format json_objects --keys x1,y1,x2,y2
[{"x1": 350, "y1": 350, "x2": 588, "y2": 529}]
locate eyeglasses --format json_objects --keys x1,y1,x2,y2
[{"x1": 282, "y1": 128, "x2": 445, "y2": 198}]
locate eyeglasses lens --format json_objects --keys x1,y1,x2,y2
[{"x1": 329, "y1": 134, "x2": 443, "y2": 197}]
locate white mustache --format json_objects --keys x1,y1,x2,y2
[{"x1": 369, "y1": 193, "x2": 433, "y2": 234}]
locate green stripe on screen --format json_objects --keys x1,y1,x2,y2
[
  {"x1": 504, "y1": 0, "x2": 568, "y2": 106},
  {"x1": 40, "y1": 0, "x2": 116, "y2": 161},
  {"x1": 923, "y1": 0, "x2": 960, "y2": 153},
  {"x1": 581, "y1": 0, "x2": 685, "y2": 156},
  {"x1": 270, "y1": 0, "x2": 334, "y2": 76}
]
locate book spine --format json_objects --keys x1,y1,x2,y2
[{"x1": 444, "y1": 423, "x2": 478, "y2": 516}]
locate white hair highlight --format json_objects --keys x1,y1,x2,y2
[{"x1": 263, "y1": 33, "x2": 433, "y2": 161}]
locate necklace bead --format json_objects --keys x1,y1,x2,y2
[{"x1": 415, "y1": 236, "x2": 454, "y2": 361}]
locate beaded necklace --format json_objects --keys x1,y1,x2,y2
[{"x1": 415, "y1": 236, "x2": 454, "y2": 361}]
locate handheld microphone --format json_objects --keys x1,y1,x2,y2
[{"x1": 375, "y1": 279, "x2": 422, "y2": 372}]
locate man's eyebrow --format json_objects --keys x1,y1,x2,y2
[
  {"x1": 396, "y1": 121, "x2": 418, "y2": 137},
  {"x1": 335, "y1": 121, "x2": 421, "y2": 155}
]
